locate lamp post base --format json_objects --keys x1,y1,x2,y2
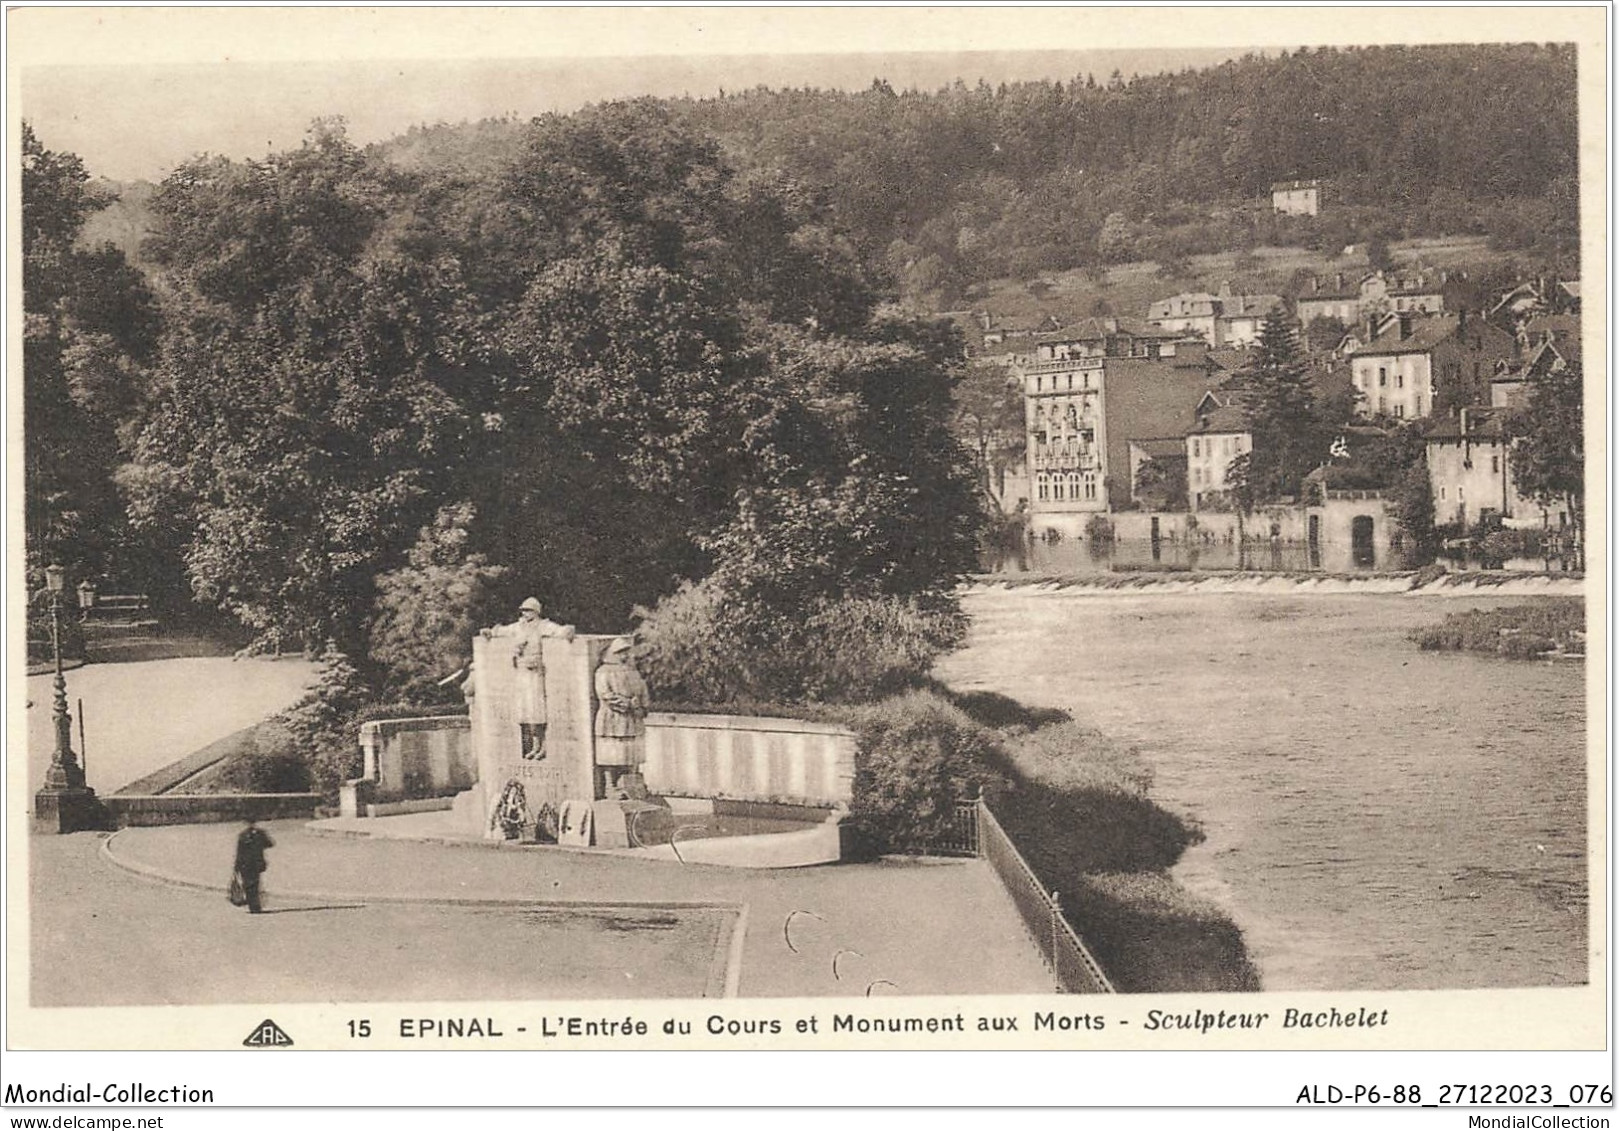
[{"x1": 34, "y1": 786, "x2": 105, "y2": 834}]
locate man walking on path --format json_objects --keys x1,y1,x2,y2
[{"x1": 233, "y1": 820, "x2": 275, "y2": 914}]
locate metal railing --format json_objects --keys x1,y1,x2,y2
[
  {"x1": 929, "y1": 799, "x2": 981, "y2": 856},
  {"x1": 974, "y1": 798, "x2": 1115, "y2": 994}
]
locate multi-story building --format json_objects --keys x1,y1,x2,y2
[
  {"x1": 1296, "y1": 270, "x2": 1447, "y2": 330},
  {"x1": 1022, "y1": 319, "x2": 1223, "y2": 528},
  {"x1": 1271, "y1": 178, "x2": 1321, "y2": 216},
  {"x1": 1147, "y1": 286, "x2": 1284, "y2": 347},
  {"x1": 1185, "y1": 394, "x2": 1252, "y2": 511},
  {"x1": 1349, "y1": 312, "x2": 1516, "y2": 421},
  {"x1": 1424, "y1": 406, "x2": 1541, "y2": 528}
]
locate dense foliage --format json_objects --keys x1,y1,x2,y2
[
  {"x1": 842, "y1": 690, "x2": 1002, "y2": 855},
  {"x1": 1411, "y1": 598, "x2": 1584, "y2": 658},
  {"x1": 107, "y1": 106, "x2": 982, "y2": 655},
  {"x1": 635, "y1": 580, "x2": 965, "y2": 707},
  {"x1": 670, "y1": 44, "x2": 1578, "y2": 299},
  {"x1": 1510, "y1": 360, "x2": 1584, "y2": 564},
  {"x1": 1230, "y1": 317, "x2": 1331, "y2": 504},
  {"x1": 23, "y1": 124, "x2": 159, "y2": 584}
]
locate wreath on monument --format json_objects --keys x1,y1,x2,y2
[{"x1": 491, "y1": 780, "x2": 529, "y2": 840}]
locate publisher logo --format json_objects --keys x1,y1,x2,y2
[{"x1": 243, "y1": 1018, "x2": 294, "y2": 1047}]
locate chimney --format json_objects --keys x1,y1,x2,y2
[
  {"x1": 1397, "y1": 312, "x2": 1413, "y2": 340},
  {"x1": 1219, "y1": 279, "x2": 1232, "y2": 298},
  {"x1": 1335, "y1": 272, "x2": 1345, "y2": 290},
  {"x1": 1105, "y1": 317, "x2": 1119, "y2": 334}
]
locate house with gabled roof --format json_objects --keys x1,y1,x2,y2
[
  {"x1": 1296, "y1": 270, "x2": 1446, "y2": 331},
  {"x1": 1349, "y1": 311, "x2": 1515, "y2": 421},
  {"x1": 1147, "y1": 286, "x2": 1284, "y2": 347},
  {"x1": 1185, "y1": 392, "x2": 1252, "y2": 511}
]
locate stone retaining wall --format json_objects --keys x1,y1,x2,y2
[
  {"x1": 103, "y1": 793, "x2": 322, "y2": 827},
  {"x1": 359, "y1": 715, "x2": 474, "y2": 801}
]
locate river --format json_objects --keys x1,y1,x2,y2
[{"x1": 938, "y1": 583, "x2": 1588, "y2": 991}]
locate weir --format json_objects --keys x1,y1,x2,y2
[{"x1": 967, "y1": 572, "x2": 1585, "y2": 598}]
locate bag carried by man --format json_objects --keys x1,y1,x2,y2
[{"x1": 228, "y1": 871, "x2": 248, "y2": 907}]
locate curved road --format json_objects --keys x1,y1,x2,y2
[{"x1": 23, "y1": 656, "x2": 319, "y2": 795}]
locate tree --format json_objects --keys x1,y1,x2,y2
[
  {"x1": 1389, "y1": 463, "x2": 1438, "y2": 563},
  {"x1": 1134, "y1": 456, "x2": 1189, "y2": 512},
  {"x1": 952, "y1": 361, "x2": 1026, "y2": 503},
  {"x1": 1097, "y1": 211, "x2": 1134, "y2": 264},
  {"x1": 1365, "y1": 233, "x2": 1394, "y2": 273},
  {"x1": 125, "y1": 123, "x2": 477, "y2": 649},
  {"x1": 1511, "y1": 361, "x2": 1584, "y2": 567},
  {"x1": 369, "y1": 503, "x2": 510, "y2": 699},
  {"x1": 127, "y1": 110, "x2": 986, "y2": 663},
  {"x1": 1304, "y1": 314, "x2": 1348, "y2": 354},
  {"x1": 1233, "y1": 316, "x2": 1329, "y2": 505},
  {"x1": 22, "y1": 124, "x2": 158, "y2": 582}
]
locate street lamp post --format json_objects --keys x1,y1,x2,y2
[{"x1": 35, "y1": 564, "x2": 100, "y2": 833}]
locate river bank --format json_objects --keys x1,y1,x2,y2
[{"x1": 939, "y1": 587, "x2": 1587, "y2": 992}]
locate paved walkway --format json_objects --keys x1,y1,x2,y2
[
  {"x1": 24, "y1": 656, "x2": 317, "y2": 795},
  {"x1": 74, "y1": 818, "x2": 1056, "y2": 1003},
  {"x1": 30, "y1": 832, "x2": 731, "y2": 1007}
]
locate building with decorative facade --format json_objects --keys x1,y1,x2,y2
[{"x1": 1022, "y1": 319, "x2": 1224, "y2": 532}]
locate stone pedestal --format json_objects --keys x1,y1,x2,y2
[
  {"x1": 591, "y1": 798, "x2": 667, "y2": 848},
  {"x1": 469, "y1": 633, "x2": 615, "y2": 840},
  {"x1": 34, "y1": 786, "x2": 103, "y2": 834}
]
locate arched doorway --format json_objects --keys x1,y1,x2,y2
[{"x1": 1351, "y1": 515, "x2": 1375, "y2": 567}]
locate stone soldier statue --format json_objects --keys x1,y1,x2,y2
[
  {"x1": 594, "y1": 635, "x2": 650, "y2": 797},
  {"x1": 484, "y1": 597, "x2": 575, "y2": 758}
]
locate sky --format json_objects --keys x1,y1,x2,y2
[
  {"x1": 21, "y1": 47, "x2": 1250, "y2": 184},
  {"x1": 10, "y1": 6, "x2": 1594, "y2": 184}
]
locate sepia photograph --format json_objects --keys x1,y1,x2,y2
[{"x1": 4, "y1": 4, "x2": 1607, "y2": 1096}]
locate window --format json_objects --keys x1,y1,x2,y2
[
  {"x1": 1377, "y1": 396, "x2": 1386, "y2": 414},
  {"x1": 1037, "y1": 376, "x2": 1043, "y2": 392},
  {"x1": 1440, "y1": 487, "x2": 1447, "y2": 499},
  {"x1": 1038, "y1": 475, "x2": 1049, "y2": 501},
  {"x1": 1458, "y1": 486, "x2": 1465, "y2": 501},
  {"x1": 1053, "y1": 480, "x2": 1064, "y2": 501},
  {"x1": 1192, "y1": 438, "x2": 1201, "y2": 458},
  {"x1": 1394, "y1": 404, "x2": 1405, "y2": 418},
  {"x1": 1491, "y1": 455, "x2": 1500, "y2": 474},
  {"x1": 1396, "y1": 372, "x2": 1404, "y2": 388},
  {"x1": 1379, "y1": 367, "x2": 1387, "y2": 387},
  {"x1": 1066, "y1": 375, "x2": 1073, "y2": 390},
  {"x1": 1193, "y1": 467, "x2": 1203, "y2": 485}
]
